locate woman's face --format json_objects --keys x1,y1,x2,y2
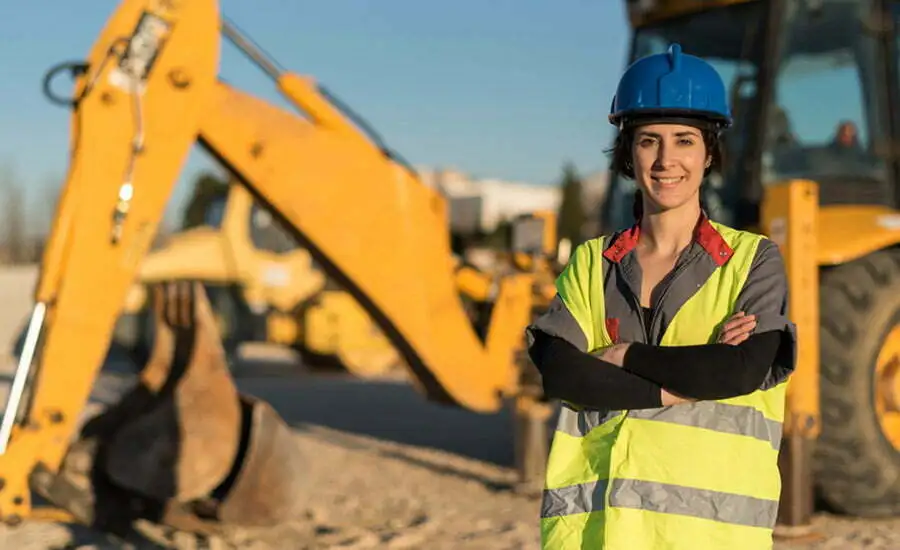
[{"x1": 631, "y1": 123, "x2": 709, "y2": 214}]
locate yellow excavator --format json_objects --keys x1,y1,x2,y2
[
  {"x1": 111, "y1": 180, "x2": 558, "y2": 381},
  {"x1": 602, "y1": 0, "x2": 900, "y2": 532},
  {"x1": 113, "y1": 178, "x2": 405, "y2": 379},
  {"x1": 0, "y1": 0, "x2": 558, "y2": 535}
]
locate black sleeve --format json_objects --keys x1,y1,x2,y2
[
  {"x1": 529, "y1": 330, "x2": 663, "y2": 410},
  {"x1": 621, "y1": 331, "x2": 782, "y2": 400}
]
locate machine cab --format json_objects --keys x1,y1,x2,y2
[{"x1": 601, "y1": 0, "x2": 899, "y2": 233}]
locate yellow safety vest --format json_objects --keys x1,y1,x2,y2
[{"x1": 541, "y1": 222, "x2": 788, "y2": 550}]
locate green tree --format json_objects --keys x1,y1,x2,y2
[
  {"x1": 556, "y1": 161, "x2": 585, "y2": 246},
  {"x1": 181, "y1": 170, "x2": 231, "y2": 229},
  {"x1": 0, "y1": 163, "x2": 26, "y2": 263}
]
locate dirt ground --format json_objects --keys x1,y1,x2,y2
[{"x1": 0, "y1": 266, "x2": 896, "y2": 549}]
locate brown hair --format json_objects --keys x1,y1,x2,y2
[{"x1": 607, "y1": 124, "x2": 724, "y2": 220}]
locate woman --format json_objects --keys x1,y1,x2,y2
[{"x1": 526, "y1": 44, "x2": 796, "y2": 549}]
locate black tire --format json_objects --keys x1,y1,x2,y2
[{"x1": 816, "y1": 248, "x2": 900, "y2": 516}]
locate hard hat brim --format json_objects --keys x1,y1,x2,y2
[{"x1": 610, "y1": 108, "x2": 732, "y2": 130}]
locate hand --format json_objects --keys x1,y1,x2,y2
[
  {"x1": 660, "y1": 388, "x2": 692, "y2": 406},
  {"x1": 596, "y1": 342, "x2": 631, "y2": 367},
  {"x1": 717, "y1": 311, "x2": 757, "y2": 345}
]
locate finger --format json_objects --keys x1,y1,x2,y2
[
  {"x1": 719, "y1": 318, "x2": 756, "y2": 339},
  {"x1": 732, "y1": 313, "x2": 757, "y2": 327},
  {"x1": 733, "y1": 316, "x2": 758, "y2": 333},
  {"x1": 719, "y1": 321, "x2": 757, "y2": 344},
  {"x1": 723, "y1": 320, "x2": 756, "y2": 340},
  {"x1": 722, "y1": 314, "x2": 756, "y2": 333},
  {"x1": 740, "y1": 316, "x2": 758, "y2": 333},
  {"x1": 723, "y1": 332, "x2": 750, "y2": 346},
  {"x1": 723, "y1": 312, "x2": 745, "y2": 328}
]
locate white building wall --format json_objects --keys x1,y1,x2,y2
[{"x1": 416, "y1": 166, "x2": 609, "y2": 234}]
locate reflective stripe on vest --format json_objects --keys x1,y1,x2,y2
[{"x1": 542, "y1": 223, "x2": 788, "y2": 550}]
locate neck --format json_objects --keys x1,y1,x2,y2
[{"x1": 638, "y1": 200, "x2": 701, "y2": 257}]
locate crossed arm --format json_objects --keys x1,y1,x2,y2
[
  {"x1": 526, "y1": 240, "x2": 798, "y2": 410},
  {"x1": 528, "y1": 313, "x2": 774, "y2": 409}
]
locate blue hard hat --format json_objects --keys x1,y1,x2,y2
[{"x1": 609, "y1": 43, "x2": 732, "y2": 129}]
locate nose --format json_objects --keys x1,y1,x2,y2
[{"x1": 653, "y1": 142, "x2": 678, "y2": 169}]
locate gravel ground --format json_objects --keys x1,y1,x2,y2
[{"x1": 0, "y1": 265, "x2": 896, "y2": 549}]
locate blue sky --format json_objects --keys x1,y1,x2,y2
[{"x1": 0, "y1": 0, "x2": 630, "y2": 230}]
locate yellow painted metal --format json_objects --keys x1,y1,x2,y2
[
  {"x1": 760, "y1": 179, "x2": 820, "y2": 438},
  {"x1": 817, "y1": 205, "x2": 900, "y2": 266},
  {"x1": 266, "y1": 311, "x2": 299, "y2": 345},
  {"x1": 455, "y1": 265, "x2": 496, "y2": 302},
  {"x1": 196, "y1": 81, "x2": 533, "y2": 410},
  {"x1": 745, "y1": 200, "x2": 900, "y2": 274},
  {"x1": 875, "y1": 325, "x2": 900, "y2": 451},
  {"x1": 25, "y1": 0, "x2": 221, "y2": 483},
  {"x1": 304, "y1": 290, "x2": 404, "y2": 378}
]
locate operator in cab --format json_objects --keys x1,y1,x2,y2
[{"x1": 525, "y1": 44, "x2": 797, "y2": 549}]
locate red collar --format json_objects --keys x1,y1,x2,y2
[{"x1": 602, "y1": 212, "x2": 734, "y2": 266}]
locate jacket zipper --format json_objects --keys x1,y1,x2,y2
[{"x1": 624, "y1": 247, "x2": 698, "y2": 412}]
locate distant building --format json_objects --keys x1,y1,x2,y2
[{"x1": 417, "y1": 167, "x2": 609, "y2": 237}]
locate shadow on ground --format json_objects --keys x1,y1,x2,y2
[{"x1": 235, "y1": 371, "x2": 526, "y2": 468}]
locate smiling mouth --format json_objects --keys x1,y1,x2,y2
[{"x1": 652, "y1": 176, "x2": 684, "y2": 186}]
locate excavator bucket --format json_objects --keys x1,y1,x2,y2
[{"x1": 32, "y1": 281, "x2": 309, "y2": 533}]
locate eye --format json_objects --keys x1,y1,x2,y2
[
  {"x1": 637, "y1": 138, "x2": 657, "y2": 148},
  {"x1": 677, "y1": 137, "x2": 696, "y2": 146}
]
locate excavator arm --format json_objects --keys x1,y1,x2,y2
[
  {"x1": 0, "y1": 0, "x2": 539, "y2": 529},
  {"x1": 197, "y1": 79, "x2": 533, "y2": 407}
]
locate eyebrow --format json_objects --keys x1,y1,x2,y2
[{"x1": 637, "y1": 130, "x2": 701, "y2": 138}]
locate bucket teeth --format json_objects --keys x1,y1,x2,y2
[{"x1": 32, "y1": 281, "x2": 309, "y2": 533}]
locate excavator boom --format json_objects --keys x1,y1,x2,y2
[
  {"x1": 197, "y1": 80, "x2": 532, "y2": 409},
  {"x1": 8, "y1": 0, "x2": 220, "y2": 469},
  {"x1": 0, "y1": 0, "x2": 537, "y2": 529}
]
